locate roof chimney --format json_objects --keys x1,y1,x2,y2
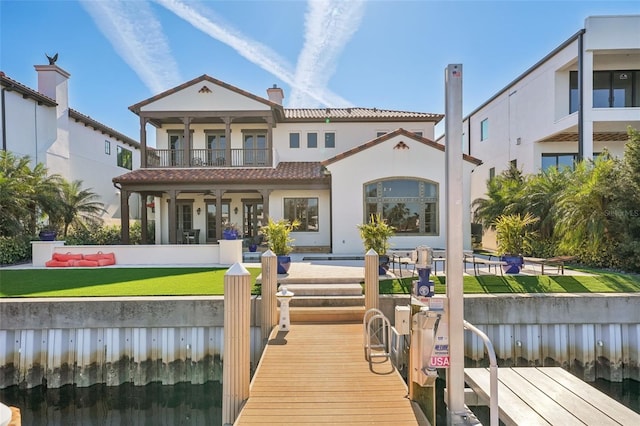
[
  {"x1": 34, "y1": 62, "x2": 70, "y2": 111},
  {"x1": 267, "y1": 84, "x2": 284, "y2": 105}
]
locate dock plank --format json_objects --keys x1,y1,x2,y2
[
  {"x1": 235, "y1": 323, "x2": 427, "y2": 425},
  {"x1": 535, "y1": 367, "x2": 640, "y2": 424},
  {"x1": 464, "y1": 368, "x2": 550, "y2": 426},
  {"x1": 465, "y1": 367, "x2": 640, "y2": 426}
]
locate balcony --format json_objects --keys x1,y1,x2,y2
[{"x1": 146, "y1": 148, "x2": 271, "y2": 168}]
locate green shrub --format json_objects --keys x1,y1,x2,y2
[{"x1": 0, "y1": 235, "x2": 31, "y2": 265}]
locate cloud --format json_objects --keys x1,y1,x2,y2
[
  {"x1": 289, "y1": 0, "x2": 365, "y2": 107},
  {"x1": 154, "y1": 0, "x2": 351, "y2": 107},
  {"x1": 79, "y1": 0, "x2": 182, "y2": 94}
]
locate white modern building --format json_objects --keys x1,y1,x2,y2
[
  {"x1": 0, "y1": 61, "x2": 141, "y2": 223},
  {"x1": 464, "y1": 15, "x2": 639, "y2": 217},
  {"x1": 114, "y1": 75, "x2": 480, "y2": 252}
]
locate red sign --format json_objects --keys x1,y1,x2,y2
[{"x1": 430, "y1": 356, "x2": 450, "y2": 367}]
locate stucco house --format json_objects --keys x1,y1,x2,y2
[
  {"x1": 462, "y1": 15, "x2": 639, "y2": 223},
  {"x1": 114, "y1": 75, "x2": 480, "y2": 253},
  {"x1": 0, "y1": 62, "x2": 141, "y2": 223}
]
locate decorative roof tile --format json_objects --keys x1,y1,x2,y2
[
  {"x1": 284, "y1": 107, "x2": 443, "y2": 122},
  {"x1": 0, "y1": 72, "x2": 57, "y2": 106},
  {"x1": 113, "y1": 162, "x2": 329, "y2": 184}
]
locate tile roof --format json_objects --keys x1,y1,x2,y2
[
  {"x1": 0, "y1": 72, "x2": 57, "y2": 106},
  {"x1": 284, "y1": 107, "x2": 443, "y2": 122},
  {"x1": 322, "y1": 128, "x2": 482, "y2": 166},
  {"x1": 113, "y1": 162, "x2": 330, "y2": 184},
  {"x1": 539, "y1": 132, "x2": 630, "y2": 143}
]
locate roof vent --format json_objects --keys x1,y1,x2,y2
[{"x1": 198, "y1": 85, "x2": 212, "y2": 93}]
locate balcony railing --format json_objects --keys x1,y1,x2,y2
[{"x1": 146, "y1": 148, "x2": 270, "y2": 168}]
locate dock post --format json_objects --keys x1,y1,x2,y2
[
  {"x1": 365, "y1": 249, "x2": 380, "y2": 311},
  {"x1": 222, "y1": 263, "x2": 251, "y2": 426},
  {"x1": 260, "y1": 250, "x2": 278, "y2": 343}
]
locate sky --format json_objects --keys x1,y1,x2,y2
[{"x1": 1, "y1": 0, "x2": 639, "y2": 141}]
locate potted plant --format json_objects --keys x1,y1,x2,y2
[
  {"x1": 261, "y1": 218, "x2": 300, "y2": 274},
  {"x1": 38, "y1": 225, "x2": 58, "y2": 241},
  {"x1": 357, "y1": 213, "x2": 396, "y2": 274},
  {"x1": 223, "y1": 223, "x2": 240, "y2": 240},
  {"x1": 494, "y1": 212, "x2": 538, "y2": 274}
]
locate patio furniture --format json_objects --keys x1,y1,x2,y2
[
  {"x1": 524, "y1": 255, "x2": 577, "y2": 275},
  {"x1": 183, "y1": 229, "x2": 200, "y2": 244},
  {"x1": 464, "y1": 253, "x2": 507, "y2": 276}
]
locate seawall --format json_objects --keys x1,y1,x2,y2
[{"x1": 1, "y1": 293, "x2": 639, "y2": 388}]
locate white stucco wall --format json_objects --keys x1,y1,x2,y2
[
  {"x1": 467, "y1": 15, "x2": 640, "y2": 208},
  {"x1": 2, "y1": 89, "x2": 56, "y2": 164},
  {"x1": 326, "y1": 134, "x2": 475, "y2": 254},
  {"x1": 140, "y1": 80, "x2": 272, "y2": 112}
]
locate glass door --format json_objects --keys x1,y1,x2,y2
[
  {"x1": 243, "y1": 202, "x2": 264, "y2": 241},
  {"x1": 176, "y1": 202, "x2": 193, "y2": 243},
  {"x1": 205, "y1": 202, "x2": 230, "y2": 242}
]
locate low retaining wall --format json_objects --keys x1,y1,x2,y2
[
  {"x1": 31, "y1": 240, "x2": 243, "y2": 267},
  {"x1": 1, "y1": 294, "x2": 638, "y2": 389}
]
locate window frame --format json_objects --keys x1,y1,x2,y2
[
  {"x1": 363, "y1": 178, "x2": 439, "y2": 236},
  {"x1": 289, "y1": 132, "x2": 300, "y2": 148},
  {"x1": 104, "y1": 140, "x2": 111, "y2": 155},
  {"x1": 117, "y1": 146, "x2": 133, "y2": 170},
  {"x1": 324, "y1": 132, "x2": 335, "y2": 148},
  {"x1": 480, "y1": 118, "x2": 489, "y2": 141},
  {"x1": 307, "y1": 132, "x2": 318, "y2": 148},
  {"x1": 284, "y1": 198, "x2": 319, "y2": 232}
]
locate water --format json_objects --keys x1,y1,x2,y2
[
  {"x1": 0, "y1": 381, "x2": 222, "y2": 426},
  {"x1": 1, "y1": 378, "x2": 638, "y2": 425}
]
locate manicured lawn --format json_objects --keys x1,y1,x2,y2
[
  {"x1": 380, "y1": 269, "x2": 640, "y2": 294},
  {"x1": 1, "y1": 267, "x2": 639, "y2": 298},
  {"x1": 0, "y1": 268, "x2": 262, "y2": 297}
]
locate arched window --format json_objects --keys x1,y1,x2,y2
[{"x1": 364, "y1": 178, "x2": 438, "y2": 235}]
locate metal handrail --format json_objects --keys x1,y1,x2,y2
[
  {"x1": 464, "y1": 320, "x2": 498, "y2": 426},
  {"x1": 363, "y1": 308, "x2": 391, "y2": 362}
]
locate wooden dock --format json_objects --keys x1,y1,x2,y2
[
  {"x1": 465, "y1": 367, "x2": 640, "y2": 425},
  {"x1": 234, "y1": 323, "x2": 428, "y2": 425}
]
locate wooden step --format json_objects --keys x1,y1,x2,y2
[{"x1": 286, "y1": 306, "x2": 366, "y2": 324}]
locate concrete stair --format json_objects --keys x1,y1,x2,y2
[{"x1": 277, "y1": 282, "x2": 366, "y2": 323}]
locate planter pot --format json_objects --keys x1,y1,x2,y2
[
  {"x1": 501, "y1": 255, "x2": 524, "y2": 274},
  {"x1": 39, "y1": 230, "x2": 57, "y2": 241},
  {"x1": 277, "y1": 255, "x2": 292, "y2": 274},
  {"x1": 248, "y1": 244, "x2": 258, "y2": 252},
  {"x1": 223, "y1": 230, "x2": 238, "y2": 240}
]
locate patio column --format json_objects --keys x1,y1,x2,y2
[
  {"x1": 139, "y1": 116, "x2": 148, "y2": 168},
  {"x1": 224, "y1": 117, "x2": 231, "y2": 166},
  {"x1": 259, "y1": 189, "x2": 272, "y2": 222},
  {"x1": 212, "y1": 189, "x2": 222, "y2": 241},
  {"x1": 140, "y1": 193, "x2": 148, "y2": 244},
  {"x1": 120, "y1": 189, "x2": 130, "y2": 244},
  {"x1": 168, "y1": 190, "x2": 177, "y2": 244},
  {"x1": 182, "y1": 117, "x2": 191, "y2": 167},
  {"x1": 266, "y1": 117, "x2": 273, "y2": 166}
]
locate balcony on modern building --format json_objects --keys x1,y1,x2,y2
[{"x1": 145, "y1": 147, "x2": 271, "y2": 168}]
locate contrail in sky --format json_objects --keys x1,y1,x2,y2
[
  {"x1": 289, "y1": 0, "x2": 365, "y2": 107},
  {"x1": 154, "y1": 0, "x2": 352, "y2": 107},
  {"x1": 79, "y1": 0, "x2": 182, "y2": 94}
]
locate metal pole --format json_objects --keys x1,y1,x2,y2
[{"x1": 445, "y1": 64, "x2": 466, "y2": 421}]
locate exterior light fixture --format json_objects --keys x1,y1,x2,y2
[
  {"x1": 234, "y1": 207, "x2": 239, "y2": 215},
  {"x1": 196, "y1": 208, "x2": 201, "y2": 215}
]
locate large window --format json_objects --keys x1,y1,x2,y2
[
  {"x1": 284, "y1": 198, "x2": 318, "y2": 232},
  {"x1": 364, "y1": 179, "x2": 438, "y2": 235},
  {"x1": 480, "y1": 119, "x2": 489, "y2": 141},
  {"x1": 117, "y1": 146, "x2": 132, "y2": 170},
  {"x1": 542, "y1": 153, "x2": 577, "y2": 171},
  {"x1": 570, "y1": 70, "x2": 640, "y2": 113}
]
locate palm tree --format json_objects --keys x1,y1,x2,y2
[
  {"x1": 472, "y1": 163, "x2": 526, "y2": 229},
  {"x1": 0, "y1": 151, "x2": 31, "y2": 236},
  {"x1": 57, "y1": 180, "x2": 105, "y2": 238},
  {"x1": 521, "y1": 166, "x2": 570, "y2": 241},
  {"x1": 554, "y1": 154, "x2": 620, "y2": 259}
]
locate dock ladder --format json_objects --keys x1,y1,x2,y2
[{"x1": 363, "y1": 308, "x2": 392, "y2": 362}]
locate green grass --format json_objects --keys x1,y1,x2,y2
[
  {"x1": 0, "y1": 268, "x2": 262, "y2": 297},
  {"x1": 1, "y1": 267, "x2": 639, "y2": 298},
  {"x1": 378, "y1": 270, "x2": 640, "y2": 294}
]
